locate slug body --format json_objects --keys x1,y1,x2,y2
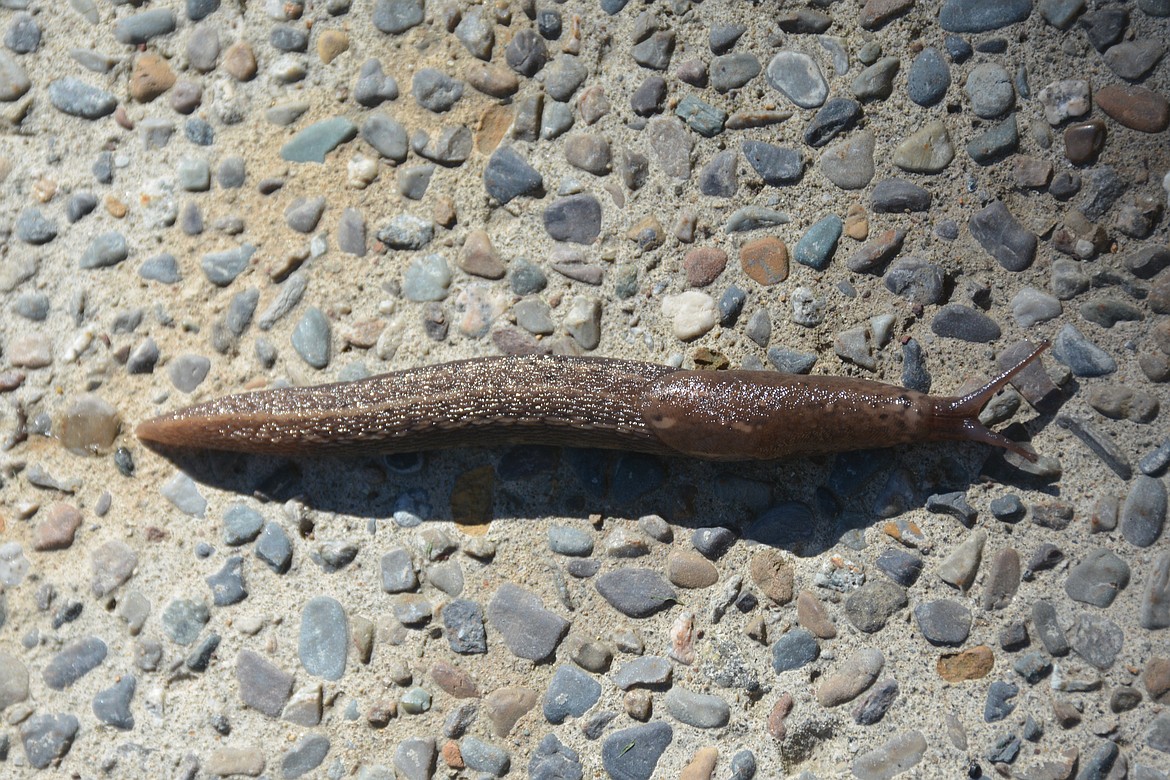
[{"x1": 137, "y1": 341, "x2": 1049, "y2": 461}]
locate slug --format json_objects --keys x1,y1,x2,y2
[{"x1": 136, "y1": 340, "x2": 1050, "y2": 462}]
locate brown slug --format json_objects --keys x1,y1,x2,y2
[{"x1": 136, "y1": 340, "x2": 1049, "y2": 462}]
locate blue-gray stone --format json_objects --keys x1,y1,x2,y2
[
  {"x1": 913, "y1": 600, "x2": 971, "y2": 646},
  {"x1": 299, "y1": 596, "x2": 348, "y2": 681},
  {"x1": 1065, "y1": 548, "x2": 1129, "y2": 607},
  {"x1": 161, "y1": 472, "x2": 207, "y2": 516},
  {"x1": 413, "y1": 68, "x2": 464, "y2": 112},
  {"x1": 711, "y1": 52, "x2": 761, "y2": 92},
  {"x1": 699, "y1": 150, "x2": 738, "y2": 197},
  {"x1": 292, "y1": 307, "x2": 331, "y2": 369},
  {"x1": 1078, "y1": 742, "x2": 1120, "y2": 780},
  {"x1": 200, "y1": 243, "x2": 256, "y2": 286},
  {"x1": 372, "y1": 0, "x2": 424, "y2": 34},
  {"x1": 114, "y1": 8, "x2": 176, "y2": 44},
  {"x1": 1013, "y1": 651, "x2": 1052, "y2": 683},
  {"x1": 15, "y1": 208, "x2": 57, "y2": 244},
  {"x1": 804, "y1": 97, "x2": 862, "y2": 147},
  {"x1": 709, "y1": 24, "x2": 746, "y2": 54},
  {"x1": 49, "y1": 77, "x2": 116, "y2": 118},
  {"x1": 664, "y1": 688, "x2": 730, "y2": 728},
  {"x1": 270, "y1": 24, "x2": 308, "y2": 53},
  {"x1": 544, "y1": 194, "x2": 601, "y2": 244},
  {"x1": 601, "y1": 721, "x2": 672, "y2": 780},
  {"x1": 14, "y1": 292, "x2": 49, "y2": 321},
  {"x1": 852, "y1": 56, "x2": 901, "y2": 101},
  {"x1": 487, "y1": 583, "x2": 569, "y2": 661},
  {"x1": 1052, "y1": 324, "x2": 1117, "y2": 377},
  {"x1": 885, "y1": 259, "x2": 944, "y2": 306},
  {"x1": 966, "y1": 63, "x2": 1015, "y2": 118},
  {"x1": 548, "y1": 526, "x2": 594, "y2": 556},
  {"x1": 506, "y1": 28, "x2": 548, "y2": 76},
  {"x1": 42, "y1": 636, "x2": 107, "y2": 690},
  {"x1": 675, "y1": 94, "x2": 727, "y2": 136},
  {"x1": 853, "y1": 679, "x2": 899, "y2": 725},
  {"x1": 872, "y1": 178, "x2": 931, "y2": 212},
  {"x1": 177, "y1": 157, "x2": 211, "y2": 191},
  {"x1": 380, "y1": 547, "x2": 418, "y2": 592},
  {"x1": 285, "y1": 197, "x2": 326, "y2": 233},
  {"x1": 398, "y1": 164, "x2": 435, "y2": 199},
  {"x1": 529, "y1": 733, "x2": 583, "y2": 780},
  {"x1": 742, "y1": 141, "x2": 803, "y2": 185},
  {"x1": 402, "y1": 254, "x2": 451, "y2": 301},
  {"x1": 443, "y1": 598, "x2": 487, "y2": 654},
  {"x1": 545, "y1": 55, "x2": 588, "y2": 101},
  {"x1": 845, "y1": 580, "x2": 908, "y2": 633},
  {"x1": 281, "y1": 117, "x2": 358, "y2": 163},
  {"x1": 393, "y1": 737, "x2": 436, "y2": 780},
  {"x1": 725, "y1": 205, "x2": 790, "y2": 232},
  {"x1": 206, "y1": 556, "x2": 247, "y2": 606},
  {"x1": 941, "y1": 0, "x2": 1033, "y2": 32},
  {"x1": 611, "y1": 656, "x2": 671, "y2": 689},
  {"x1": 484, "y1": 146, "x2": 543, "y2": 204},
  {"x1": 162, "y1": 599, "x2": 209, "y2": 646},
  {"x1": 543, "y1": 665, "x2": 602, "y2": 723},
  {"x1": 5, "y1": 13, "x2": 40, "y2": 53},
  {"x1": 744, "y1": 501, "x2": 816, "y2": 550},
  {"x1": 1072, "y1": 613, "x2": 1125, "y2": 670},
  {"x1": 765, "y1": 50, "x2": 828, "y2": 108},
  {"x1": 281, "y1": 733, "x2": 330, "y2": 779},
  {"x1": 772, "y1": 628, "x2": 819, "y2": 672},
  {"x1": 460, "y1": 736, "x2": 510, "y2": 776},
  {"x1": 354, "y1": 59, "x2": 399, "y2": 107},
  {"x1": 595, "y1": 568, "x2": 676, "y2": 618},
  {"x1": 256, "y1": 521, "x2": 293, "y2": 573},
  {"x1": 79, "y1": 232, "x2": 129, "y2": 269},
  {"x1": 876, "y1": 547, "x2": 922, "y2": 586},
  {"x1": 930, "y1": 303, "x2": 1001, "y2": 343},
  {"x1": 168, "y1": 353, "x2": 210, "y2": 393},
  {"x1": 1122, "y1": 475, "x2": 1167, "y2": 547},
  {"x1": 378, "y1": 214, "x2": 434, "y2": 250},
  {"x1": 92, "y1": 674, "x2": 135, "y2": 730},
  {"x1": 236, "y1": 649, "x2": 294, "y2": 717},
  {"x1": 907, "y1": 47, "x2": 950, "y2": 106},
  {"x1": 968, "y1": 199, "x2": 1034, "y2": 271},
  {"x1": 719, "y1": 284, "x2": 747, "y2": 325},
  {"x1": 985, "y1": 681, "x2": 1019, "y2": 722},
  {"x1": 967, "y1": 114, "x2": 1019, "y2": 164},
  {"x1": 66, "y1": 192, "x2": 98, "y2": 223},
  {"x1": 223, "y1": 504, "x2": 264, "y2": 545},
  {"x1": 454, "y1": 8, "x2": 494, "y2": 60},
  {"x1": 692, "y1": 527, "x2": 735, "y2": 559},
  {"x1": 729, "y1": 749, "x2": 757, "y2": 780},
  {"x1": 361, "y1": 113, "x2": 408, "y2": 162},
  {"x1": 19, "y1": 713, "x2": 79, "y2": 769},
  {"x1": 630, "y1": 31, "x2": 673, "y2": 70}
]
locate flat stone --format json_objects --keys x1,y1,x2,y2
[
  {"x1": 818, "y1": 648, "x2": 883, "y2": 706},
  {"x1": 601, "y1": 721, "x2": 672, "y2": 780},
  {"x1": 851, "y1": 730, "x2": 926, "y2": 780},
  {"x1": 48, "y1": 77, "x2": 116, "y2": 118},
  {"x1": 804, "y1": 97, "x2": 862, "y2": 147},
  {"x1": 237, "y1": 649, "x2": 294, "y2": 717},
  {"x1": 42, "y1": 636, "x2": 107, "y2": 690},
  {"x1": 772, "y1": 628, "x2": 819, "y2": 672},
  {"x1": 931, "y1": 303, "x2": 1001, "y2": 343},
  {"x1": 820, "y1": 130, "x2": 875, "y2": 189},
  {"x1": 20, "y1": 713, "x2": 80, "y2": 769},
  {"x1": 893, "y1": 120, "x2": 954, "y2": 172},
  {"x1": 611, "y1": 656, "x2": 672, "y2": 690},
  {"x1": 739, "y1": 237, "x2": 789, "y2": 285},
  {"x1": 595, "y1": 568, "x2": 676, "y2": 618},
  {"x1": 299, "y1": 596, "x2": 348, "y2": 681},
  {"x1": 906, "y1": 48, "x2": 950, "y2": 106},
  {"x1": 983, "y1": 548, "x2": 1022, "y2": 610},
  {"x1": 871, "y1": 178, "x2": 931, "y2": 212},
  {"x1": 1065, "y1": 548, "x2": 1130, "y2": 607},
  {"x1": 938, "y1": 646, "x2": 995, "y2": 681},
  {"x1": 1052, "y1": 324, "x2": 1116, "y2": 377},
  {"x1": 663, "y1": 688, "x2": 729, "y2": 728},
  {"x1": 92, "y1": 674, "x2": 135, "y2": 730},
  {"x1": 1122, "y1": 475, "x2": 1167, "y2": 547},
  {"x1": 1096, "y1": 84, "x2": 1170, "y2": 133},
  {"x1": 543, "y1": 665, "x2": 601, "y2": 724},
  {"x1": 765, "y1": 51, "x2": 828, "y2": 108},
  {"x1": 984, "y1": 680, "x2": 1019, "y2": 722},
  {"x1": 940, "y1": 0, "x2": 1033, "y2": 32},
  {"x1": 280, "y1": 117, "x2": 357, "y2": 163},
  {"x1": 1142, "y1": 552, "x2": 1170, "y2": 630},
  {"x1": 1071, "y1": 613, "x2": 1124, "y2": 669},
  {"x1": 969, "y1": 200, "x2": 1036, "y2": 271},
  {"x1": 487, "y1": 583, "x2": 569, "y2": 661},
  {"x1": 914, "y1": 600, "x2": 971, "y2": 646},
  {"x1": 667, "y1": 550, "x2": 719, "y2": 588}
]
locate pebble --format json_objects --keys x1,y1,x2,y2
[
  {"x1": 281, "y1": 117, "x2": 357, "y2": 163},
  {"x1": 460, "y1": 736, "x2": 510, "y2": 776},
  {"x1": 1014, "y1": 652, "x2": 1052, "y2": 684},
  {"x1": 1071, "y1": 613, "x2": 1124, "y2": 669},
  {"x1": 373, "y1": 0, "x2": 424, "y2": 34},
  {"x1": 1012, "y1": 287, "x2": 1062, "y2": 327},
  {"x1": 42, "y1": 636, "x2": 107, "y2": 690},
  {"x1": 710, "y1": 52, "x2": 760, "y2": 92},
  {"x1": 1052, "y1": 324, "x2": 1117, "y2": 376},
  {"x1": 413, "y1": 68, "x2": 463, "y2": 112},
  {"x1": 206, "y1": 556, "x2": 247, "y2": 607},
  {"x1": 818, "y1": 648, "x2": 884, "y2": 707},
  {"x1": 1121, "y1": 476, "x2": 1166, "y2": 547},
  {"x1": 1095, "y1": 84, "x2": 1170, "y2": 133},
  {"x1": 1065, "y1": 548, "x2": 1130, "y2": 607},
  {"x1": 20, "y1": 713, "x2": 80, "y2": 769},
  {"x1": 938, "y1": 646, "x2": 995, "y2": 681},
  {"x1": 281, "y1": 734, "x2": 330, "y2": 779},
  {"x1": 804, "y1": 97, "x2": 862, "y2": 147},
  {"x1": 931, "y1": 303, "x2": 1002, "y2": 342},
  {"x1": 488, "y1": 583, "x2": 568, "y2": 661},
  {"x1": 938, "y1": 529, "x2": 986, "y2": 590},
  {"x1": 871, "y1": 178, "x2": 931, "y2": 212},
  {"x1": 543, "y1": 194, "x2": 601, "y2": 244},
  {"x1": 543, "y1": 665, "x2": 601, "y2": 724},
  {"x1": 1040, "y1": 79, "x2": 1091, "y2": 124},
  {"x1": 299, "y1": 596, "x2": 348, "y2": 681},
  {"x1": 914, "y1": 599, "x2": 971, "y2": 646},
  {"x1": 941, "y1": 0, "x2": 1033, "y2": 31},
  {"x1": 820, "y1": 130, "x2": 875, "y2": 189},
  {"x1": 985, "y1": 681, "x2": 1019, "y2": 722},
  {"x1": 92, "y1": 674, "x2": 135, "y2": 730},
  {"x1": 893, "y1": 120, "x2": 954, "y2": 173},
  {"x1": 698, "y1": 150, "x2": 737, "y2": 196},
  {"x1": 765, "y1": 51, "x2": 828, "y2": 108},
  {"x1": 256, "y1": 521, "x2": 293, "y2": 573},
  {"x1": 906, "y1": 48, "x2": 950, "y2": 106},
  {"x1": 664, "y1": 688, "x2": 730, "y2": 729},
  {"x1": 771, "y1": 628, "x2": 819, "y2": 672},
  {"x1": 675, "y1": 95, "x2": 727, "y2": 137},
  {"x1": 793, "y1": 214, "x2": 842, "y2": 270},
  {"x1": 354, "y1": 60, "x2": 399, "y2": 107},
  {"x1": 844, "y1": 580, "x2": 907, "y2": 633},
  {"x1": 851, "y1": 730, "x2": 926, "y2": 780},
  {"x1": 601, "y1": 721, "x2": 672, "y2": 780},
  {"x1": 201, "y1": 243, "x2": 256, "y2": 286},
  {"x1": 969, "y1": 200, "x2": 1036, "y2": 271},
  {"x1": 852, "y1": 56, "x2": 900, "y2": 101},
  {"x1": 530, "y1": 734, "x2": 582, "y2": 779},
  {"x1": 595, "y1": 568, "x2": 676, "y2": 618}
]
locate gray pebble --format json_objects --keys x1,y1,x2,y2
[
  {"x1": 285, "y1": 197, "x2": 326, "y2": 233},
  {"x1": 711, "y1": 52, "x2": 761, "y2": 92},
  {"x1": 92, "y1": 674, "x2": 135, "y2": 730},
  {"x1": 772, "y1": 628, "x2": 819, "y2": 672},
  {"x1": 281, "y1": 117, "x2": 358, "y2": 164},
  {"x1": 544, "y1": 55, "x2": 587, "y2": 101},
  {"x1": 1011, "y1": 287, "x2": 1062, "y2": 327},
  {"x1": 984, "y1": 680, "x2": 1018, "y2": 722},
  {"x1": 804, "y1": 97, "x2": 862, "y2": 147},
  {"x1": 1013, "y1": 651, "x2": 1051, "y2": 683},
  {"x1": 506, "y1": 28, "x2": 548, "y2": 75},
  {"x1": 281, "y1": 733, "x2": 330, "y2": 779},
  {"x1": 969, "y1": 199, "x2": 1035, "y2": 271},
  {"x1": 820, "y1": 130, "x2": 875, "y2": 189},
  {"x1": 1072, "y1": 612, "x2": 1124, "y2": 669},
  {"x1": 966, "y1": 63, "x2": 1015, "y2": 117},
  {"x1": 237, "y1": 649, "x2": 295, "y2": 718},
  {"x1": 906, "y1": 47, "x2": 950, "y2": 106},
  {"x1": 941, "y1": 0, "x2": 1032, "y2": 32},
  {"x1": 162, "y1": 599, "x2": 209, "y2": 646},
  {"x1": 15, "y1": 208, "x2": 57, "y2": 244},
  {"x1": 631, "y1": 31, "x2": 674, "y2": 70},
  {"x1": 564, "y1": 132, "x2": 611, "y2": 176},
  {"x1": 201, "y1": 243, "x2": 256, "y2": 286},
  {"x1": 79, "y1": 232, "x2": 129, "y2": 270},
  {"x1": 354, "y1": 59, "x2": 399, "y2": 107},
  {"x1": 548, "y1": 526, "x2": 594, "y2": 556},
  {"x1": 544, "y1": 194, "x2": 601, "y2": 244},
  {"x1": 1121, "y1": 475, "x2": 1166, "y2": 547},
  {"x1": 42, "y1": 636, "x2": 107, "y2": 690},
  {"x1": 256, "y1": 521, "x2": 293, "y2": 573},
  {"x1": 529, "y1": 733, "x2": 583, "y2": 780},
  {"x1": 692, "y1": 527, "x2": 735, "y2": 559},
  {"x1": 206, "y1": 556, "x2": 247, "y2": 606},
  {"x1": 372, "y1": 0, "x2": 424, "y2": 34},
  {"x1": 380, "y1": 548, "x2": 417, "y2": 593},
  {"x1": 178, "y1": 157, "x2": 211, "y2": 191},
  {"x1": 853, "y1": 678, "x2": 899, "y2": 726},
  {"x1": 630, "y1": 76, "x2": 666, "y2": 116},
  {"x1": 852, "y1": 56, "x2": 900, "y2": 101},
  {"x1": 664, "y1": 687, "x2": 729, "y2": 728},
  {"x1": 675, "y1": 95, "x2": 727, "y2": 137},
  {"x1": 454, "y1": 8, "x2": 494, "y2": 59},
  {"x1": 967, "y1": 115, "x2": 1019, "y2": 164},
  {"x1": 844, "y1": 580, "x2": 907, "y2": 633},
  {"x1": 413, "y1": 68, "x2": 463, "y2": 112},
  {"x1": 914, "y1": 599, "x2": 971, "y2": 645},
  {"x1": 443, "y1": 598, "x2": 486, "y2": 654},
  {"x1": 930, "y1": 303, "x2": 1001, "y2": 342},
  {"x1": 299, "y1": 596, "x2": 348, "y2": 681},
  {"x1": 161, "y1": 472, "x2": 207, "y2": 517},
  {"x1": 461, "y1": 736, "x2": 510, "y2": 776},
  {"x1": 991, "y1": 494, "x2": 1026, "y2": 522},
  {"x1": 5, "y1": 12, "x2": 40, "y2": 53},
  {"x1": 401, "y1": 254, "x2": 451, "y2": 302},
  {"x1": 223, "y1": 504, "x2": 264, "y2": 546},
  {"x1": 291, "y1": 307, "x2": 331, "y2": 369},
  {"x1": 393, "y1": 737, "x2": 436, "y2": 780},
  {"x1": 14, "y1": 292, "x2": 49, "y2": 320},
  {"x1": 168, "y1": 353, "x2": 210, "y2": 393},
  {"x1": 765, "y1": 50, "x2": 828, "y2": 108},
  {"x1": 488, "y1": 583, "x2": 569, "y2": 662},
  {"x1": 983, "y1": 548, "x2": 1021, "y2": 610},
  {"x1": 1140, "y1": 440, "x2": 1170, "y2": 477},
  {"x1": 742, "y1": 140, "x2": 802, "y2": 186},
  {"x1": 709, "y1": 24, "x2": 746, "y2": 54},
  {"x1": 1052, "y1": 324, "x2": 1116, "y2": 376},
  {"x1": 19, "y1": 713, "x2": 80, "y2": 769},
  {"x1": 611, "y1": 656, "x2": 671, "y2": 689},
  {"x1": 601, "y1": 721, "x2": 671, "y2": 780},
  {"x1": 484, "y1": 146, "x2": 543, "y2": 204},
  {"x1": 595, "y1": 568, "x2": 676, "y2": 618},
  {"x1": 65, "y1": 191, "x2": 98, "y2": 223},
  {"x1": 1065, "y1": 548, "x2": 1129, "y2": 607},
  {"x1": 876, "y1": 547, "x2": 923, "y2": 586},
  {"x1": 871, "y1": 178, "x2": 930, "y2": 212},
  {"x1": 114, "y1": 8, "x2": 175, "y2": 44},
  {"x1": 378, "y1": 215, "x2": 434, "y2": 252},
  {"x1": 543, "y1": 665, "x2": 601, "y2": 724}
]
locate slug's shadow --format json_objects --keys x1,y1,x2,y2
[{"x1": 151, "y1": 414, "x2": 1058, "y2": 557}]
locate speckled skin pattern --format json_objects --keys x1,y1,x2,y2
[{"x1": 136, "y1": 350, "x2": 1040, "y2": 460}]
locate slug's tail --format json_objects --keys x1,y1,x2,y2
[{"x1": 930, "y1": 340, "x2": 1051, "y2": 462}]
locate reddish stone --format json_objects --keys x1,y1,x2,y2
[
  {"x1": 1096, "y1": 84, "x2": 1170, "y2": 133},
  {"x1": 683, "y1": 247, "x2": 728, "y2": 287},
  {"x1": 430, "y1": 661, "x2": 480, "y2": 699},
  {"x1": 1063, "y1": 119, "x2": 1106, "y2": 165},
  {"x1": 34, "y1": 503, "x2": 82, "y2": 551},
  {"x1": 860, "y1": 0, "x2": 915, "y2": 30},
  {"x1": 767, "y1": 693, "x2": 794, "y2": 741},
  {"x1": 937, "y1": 645, "x2": 994, "y2": 681},
  {"x1": 739, "y1": 237, "x2": 789, "y2": 286}
]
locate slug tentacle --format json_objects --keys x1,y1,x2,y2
[{"x1": 927, "y1": 339, "x2": 1051, "y2": 461}]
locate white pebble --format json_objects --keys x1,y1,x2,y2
[{"x1": 661, "y1": 291, "x2": 717, "y2": 341}]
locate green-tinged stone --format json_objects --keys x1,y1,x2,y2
[{"x1": 280, "y1": 117, "x2": 358, "y2": 163}]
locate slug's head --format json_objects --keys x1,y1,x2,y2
[{"x1": 927, "y1": 340, "x2": 1050, "y2": 462}]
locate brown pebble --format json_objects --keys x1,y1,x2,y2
[
  {"x1": 847, "y1": 228, "x2": 905, "y2": 273},
  {"x1": 982, "y1": 548, "x2": 1021, "y2": 610},
  {"x1": 1144, "y1": 656, "x2": 1170, "y2": 704},
  {"x1": 441, "y1": 740, "x2": 464, "y2": 769},
  {"x1": 466, "y1": 62, "x2": 520, "y2": 98},
  {"x1": 767, "y1": 692, "x2": 794, "y2": 741},
  {"x1": 366, "y1": 700, "x2": 396, "y2": 727},
  {"x1": 430, "y1": 660, "x2": 479, "y2": 699},
  {"x1": 667, "y1": 551, "x2": 719, "y2": 589},
  {"x1": 817, "y1": 648, "x2": 883, "y2": 707},
  {"x1": 1012, "y1": 155, "x2": 1053, "y2": 189},
  {"x1": 860, "y1": 0, "x2": 915, "y2": 29},
  {"x1": 129, "y1": 53, "x2": 176, "y2": 102},
  {"x1": 59, "y1": 394, "x2": 120, "y2": 452},
  {"x1": 34, "y1": 503, "x2": 83, "y2": 551},
  {"x1": 626, "y1": 215, "x2": 665, "y2": 250},
  {"x1": 459, "y1": 229, "x2": 505, "y2": 279},
  {"x1": 434, "y1": 196, "x2": 458, "y2": 228},
  {"x1": 105, "y1": 196, "x2": 127, "y2": 218},
  {"x1": 482, "y1": 687, "x2": 536, "y2": 737},
  {"x1": 683, "y1": 247, "x2": 728, "y2": 288},
  {"x1": 342, "y1": 319, "x2": 384, "y2": 349},
  {"x1": 1052, "y1": 699, "x2": 1082, "y2": 728},
  {"x1": 1096, "y1": 84, "x2": 1170, "y2": 133},
  {"x1": 796, "y1": 589, "x2": 837, "y2": 638},
  {"x1": 844, "y1": 203, "x2": 869, "y2": 240},
  {"x1": 624, "y1": 688, "x2": 652, "y2": 721},
  {"x1": 740, "y1": 237, "x2": 789, "y2": 286},
  {"x1": 222, "y1": 41, "x2": 258, "y2": 81},
  {"x1": 750, "y1": 550, "x2": 795, "y2": 605},
  {"x1": 316, "y1": 29, "x2": 349, "y2": 64},
  {"x1": 476, "y1": 105, "x2": 513, "y2": 154},
  {"x1": 1063, "y1": 119, "x2": 1105, "y2": 165},
  {"x1": 680, "y1": 746, "x2": 718, "y2": 780},
  {"x1": 937, "y1": 645, "x2": 994, "y2": 681}
]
